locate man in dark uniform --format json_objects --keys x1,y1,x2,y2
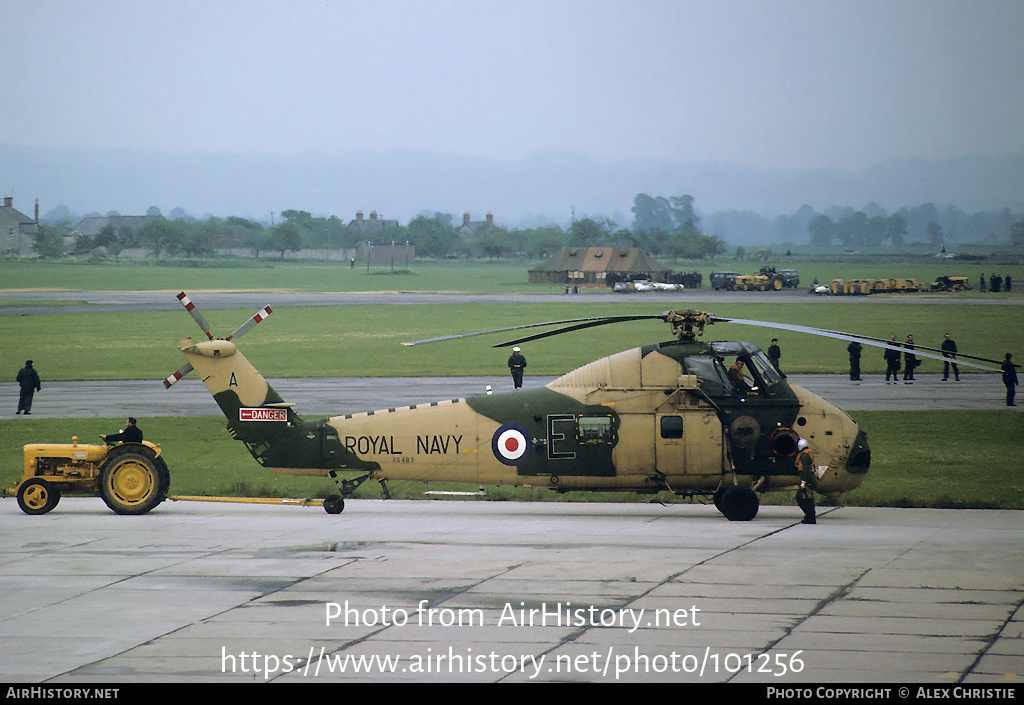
[
  {"x1": 507, "y1": 347, "x2": 527, "y2": 389},
  {"x1": 1002, "y1": 354, "x2": 1018, "y2": 407},
  {"x1": 767, "y1": 339, "x2": 782, "y2": 373},
  {"x1": 941, "y1": 333, "x2": 959, "y2": 381},
  {"x1": 847, "y1": 340, "x2": 862, "y2": 381},
  {"x1": 903, "y1": 334, "x2": 917, "y2": 383},
  {"x1": 884, "y1": 335, "x2": 902, "y2": 384},
  {"x1": 16, "y1": 360, "x2": 41, "y2": 415},
  {"x1": 101, "y1": 417, "x2": 143, "y2": 444},
  {"x1": 794, "y1": 438, "x2": 817, "y2": 524}
]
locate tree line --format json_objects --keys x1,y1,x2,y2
[
  {"x1": 713, "y1": 202, "x2": 1023, "y2": 248},
  {"x1": 31, "y1": 195, "x2": 1023, "y2": 260},
  {"x1": 32, "y1": 196, "x2": 729, "y2": 261}
]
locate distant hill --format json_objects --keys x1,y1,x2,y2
[{"x1": 2, "y1": 144, "x2": 1022, "y2": 231}]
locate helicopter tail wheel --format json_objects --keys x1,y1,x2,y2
[
  {"x1": 323, "y1": 495, "x2": 345, "y2": 514},
  {"x1": 98, "y1": 451, "x2": 168, "y2": 515},
  {"x1": 17, "y1": 478, "x2": 61, "y2": 515},
  {"x1": 718, "y1": 486, "x2": 759, "y2": 521}
]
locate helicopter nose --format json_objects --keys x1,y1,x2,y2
[{"x1": 846, "y1": 429, "x2": 870, "y2": 475}]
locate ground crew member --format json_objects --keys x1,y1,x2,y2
[
  {"x1": 101, "y1": 417, "x2": 144, "y2": 444},
  {"x1": 795, "y1": 438, "x2": 817, "y2": 524},
  {"x1": 508, "y1": 346, "x2": 527, "y2": 389},
  {"x1": 767, "y1": 339, "x2": 782, "y2": 373},
  {"x1": 884, "y1": 335, "x2": 902, "y2": 383},
  {"x1": 16, "y1": 360, "x2": 41, "y2": 415},
  {"x1": 903, "y1": 334, "x2": 917, "y2": 383},
  {"x1": 941, "y1": 333, "x2": 959, "y2": 381},
  {"x1": 847, "y1": 340, "x2": 862, "y2": 381},
  {"x1": 1002, "y1": 354, "x2": 1018, "y2": 407}
]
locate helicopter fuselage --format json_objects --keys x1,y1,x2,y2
[{"x1": 181, "y1": 336, "x2": 870, "y2": 502}]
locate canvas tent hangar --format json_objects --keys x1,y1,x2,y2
[{"x1": 528, "y1": 247, "x2": 670, "y2": 285}]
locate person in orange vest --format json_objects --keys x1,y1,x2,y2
[{"x1": 795, "y1": 438, "x2": 817, "y2": 524}]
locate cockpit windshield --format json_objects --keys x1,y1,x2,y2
[
  {"x1": 708, "y1": 343, "x2": 784, "y2": 394},
  {"x1": 682, "y1": 356, "x2": 732, "y2": 396},
  {"x1": 747, "y1": 350, "x2": 783, "y2": 387}
]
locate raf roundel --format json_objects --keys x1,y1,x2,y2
[{"x1": 492, "y1": 424, "x2": 532, "y2": 466}]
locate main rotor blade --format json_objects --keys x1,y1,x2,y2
[
  {"x1": 176, "y1": 292, "x2": 214, "y2": 340},
  {"x1": 494, "y1": 315, "x2": 667, "y2": 347},
  {"x1": 401, "y1": 315, "x2": 663, "y2": 347},
  {"x1": 715, "y1": 316, "x2": 999, "y2": 371},
  {"x1": 227, "y1": 305, "x2": 273, "y2": 340}
]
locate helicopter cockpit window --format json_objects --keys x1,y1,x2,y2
[
  {"x1": 747, "y1": 350, "x2": 782, "y2": 387},
  {"x1": 681, "y1": 356, "x2": 732, "y2": 397},
  {"x1": 724, "y1": 356, "x2": 758, "y2": 394}
]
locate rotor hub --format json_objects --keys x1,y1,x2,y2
[{"x1": 665, "y1": 310, "x2": 713, "y2": 342}]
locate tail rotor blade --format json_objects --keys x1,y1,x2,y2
[
  {"x1": 177, "y1": 292, "x2": 214, "y2": 340},
  {"x1": 163, "y1": 363, "x2": 193, "y2": 389},
  {"x1": 227, "y1": 305, "x2": 273, "y2": 341}
]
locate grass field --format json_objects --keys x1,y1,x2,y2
[
  {"x1": 2, "y1": 256, "x2": 1023, "y2": 296},
  {"x1": 2, "y1": 412, "x2": 1021, "y2": 510},
  {"x1": 1, "y1": 300, "x2": 1021, "y2": 380}
]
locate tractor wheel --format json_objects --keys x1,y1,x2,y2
[
  {"x1": 98, "y1": 451, "x2": 169, "y2": 515},
  {"x1": 771, "y1": 276, "x2": 783, "y2": 290},
  {"x1": 718, "y1": 486, "x2": 760, "y2": 521},
  {"x1": 17, "y1": 478, "x2": 61, "y2": 515}
]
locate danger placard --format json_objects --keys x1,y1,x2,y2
[{"x1": 240, "y1": 408, "x2": 288, "y2": 422}]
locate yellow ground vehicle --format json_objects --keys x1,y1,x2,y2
[
  {"x1": 830, "y1": 278, "x2": 924, "y2": 295},
  {"x1": 734, "y1": 274, "x2": 770, "y2": 291},
  {"x1": 930, "y1": 276, "x2": 971, "y2": 292},
  {"x1": 8, "y1": 438, "x2": 169, "y2": 515}
]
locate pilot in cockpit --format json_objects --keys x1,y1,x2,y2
[{"x1": 727, "y1": 358, "x2": 758, "y2": 396}]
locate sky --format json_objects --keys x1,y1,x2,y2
[{"x1": 3, "y1": 0, "x2": 1022, "y2": 172}]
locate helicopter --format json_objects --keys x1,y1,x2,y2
[{"x1": 163, "y1": 293, "x2": 1004, "y2": 521}]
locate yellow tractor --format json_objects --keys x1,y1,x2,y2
[
  {"x1": 8, "y1": 438, "x2": 169, "y2": 515},
  {"x1": 930, "y1": 275, "x2": 971, "y2": 292},
  {"x1": 734, "y1": 274, "x2": 770, "y2": 291}
]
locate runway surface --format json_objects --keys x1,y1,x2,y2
[
  {"x1": 2, "y1": 288, "x2": 1023, "y2": 318},
  {"x1": 1, "y1": 372, "x2": 1016, "y2": 420},
  {"x1": 0, "y1": 499, "x2": 1020, "y2": 683}
]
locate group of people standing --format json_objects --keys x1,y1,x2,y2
[
  {"x1": 878, "y1": 333, "x2": 925, "y2": 384},
  {"x1": 844, "y1": 334, "x2": 1018, "y2": 405},
  {"x1": 848, "y1": 333, "x2": 960, "y2": 384},
  {"x1": 980, "y1": 274, "x2": 1012, "y2": 292}
]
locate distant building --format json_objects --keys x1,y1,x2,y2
[
  {"x1": 66, "y1": 214, "x2": 160, "y2": 254},
  {"x1": 0, "y1": 197, "x2": 39, "y2": 256},
  {"x1": 68, "y1": 214, "x2": 159, "y2": 239},
  {"x1": 457, "y1": 212, "x2": 497, "y2": 236},
  {"x1": 348, "y1": 210, "x2": 400, "y2": 234},
  {"x1": 528, "y1": 246, "x2": 670, "y2": 285}
]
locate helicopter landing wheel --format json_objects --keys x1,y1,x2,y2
[
  {"x1": 718, "y1": 486, "x2": 759, "y2": 521},
  {"x1": 323, "y1": 495, "x2": 345, "y2": 514}
]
